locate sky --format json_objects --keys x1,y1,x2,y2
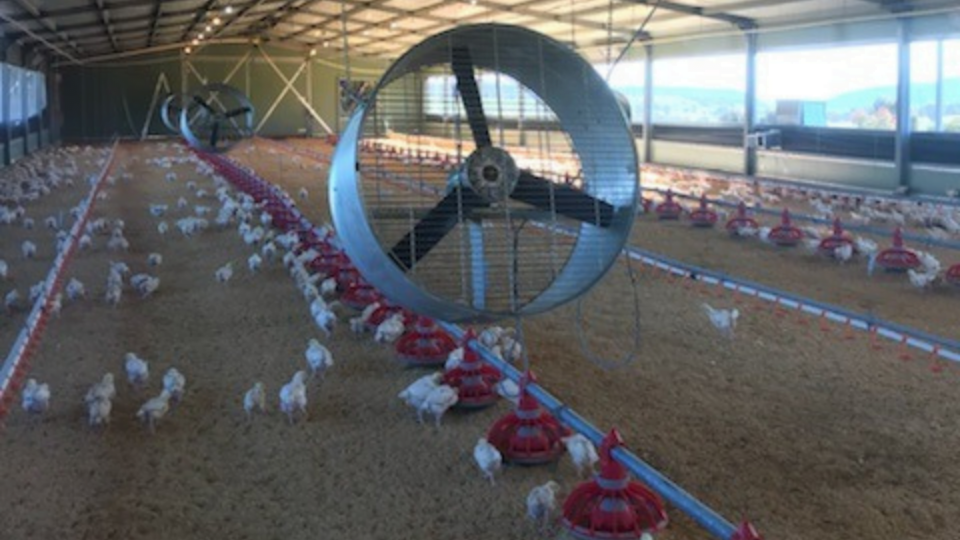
[{"x1": 595, "y1": 39, "x2": 959, "y2": 101}]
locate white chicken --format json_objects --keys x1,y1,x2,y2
[
  {"x1": 417, "y1": 384, "x2": 459, "y2": 427},
  {"x1": 21, "y1": 378, "x2": 51, "y2": 416},
  {"x1": 21, "y1": 240, "x2": 36, "y2": 259},
  {"x1": 242, "y1": 382, "x2": 266, "y2": 420},
  {"x1": 495, "y1": 378, "x2": 521, "y2": 406},
  {"x1": 908, "y1": 268, "x2": 938, "y2": 290},
  {"x1": 5, "y1": 289, "x2": 21, "y2": 312},
  {"x1": 261, "y1": 241, "x2": 278, "y2": 262},
  {"x1": 298, "y1": 187, "x2": 309, "y2": 200},
  {"x1": 526, "y1": 481, "x2": 562, "y2": 533},
  {"x1": 130, "y1": 273, "x2": 160, "y2": 298},
  {"x1": 310, "y1": 298, "x2": 337, "y2": 337},
  {"x1": 562, "y1": 434, "x2": 600, "y2": 477},
  {"x1": 834, "y1": 243, "x2": 854, "y2": 263},
  {"x1": 85, "y1": 373, "x2": 116, "y2": 404},
  {"x1": 248, "y1": 253, "x2": 263, "y2": 273},
  {"x1": 279, "y1": 371, "x2": 308, "y2": 424},
  {"x1": 107, "y1": 230, "x2": 129, "y2": 251},
  {"x1": 398, "y1": 372, "x2": 444, "y2": 411},
  {"x1": 374, "y1": 312, "x2": 406, "y2": 344},
  {"x1": 215, "y1": 262, "x2": 234, "y2": 283},
  {"x1": 320, "y1": 277, "x2": 337, "y2": 298},
  {"x1": 0, "y1": 259, "x2": 8, "y2": 280},
  {"x1": 124, "y1": 352, "x2": 149, "y2": 389},
  {"x1": 157, "y1": 221, "x2": 169, "y2": 235},
  {"x1": 136, "y1": 390, "x2": 172, "y2": 433},
  {"x1": 305, "y1": 338, "x2": 334, "y2": 380},
  {"x1": 87, "y1": 395, "x2": 112, "y2": 429},
  {"x1": 702, "y1": 303, "x2": 739, "y2": 339},
  {"x1": 445, "y1": 347, "x2": 465, "y2": 371},
  {"x1": 473, "y1": 437, "x2": 503, "y2": 485},
  {"x1": 147, "y1": 253, "x2": 163, "y2": 267},
  {"x1": 162, "y1": 368, "x2": 186, "y2": 403}
]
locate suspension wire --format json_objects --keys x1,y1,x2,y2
[
  {"x1": 575, "y1": 246, "x2": 644, "y2": 371},
  {"x1": 569, "y1": 0, "x2": 576, "y2": 49},
  {"x1": 606, "y1": 0, "x2": 614, "y2": 65},
  {"x1": 340, "y1": 0, "x2": 351, "y2": 84},
  {"x1": 607, "y1": 0, "x2": 662, "y2": 81}
]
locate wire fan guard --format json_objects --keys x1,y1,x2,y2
[
  {"x1": 330, "y1": 24, "x2": 638, "y2": 323},
  {"x1": 180, "y1": 83, "x2": 255, "y2": 153}
]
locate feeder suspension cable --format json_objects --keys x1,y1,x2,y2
[{"x1": 607, "y1": 0, "x2": 661, "y2": 81}]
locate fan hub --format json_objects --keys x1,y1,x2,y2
[{"x1": 465, "y1": 146, "x2": 518, "y2": 203}]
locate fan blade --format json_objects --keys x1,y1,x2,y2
[
  {"x1": 225, "y1": 106, "x2": 252, "y2": 118},
  {"x1": 389, "y1": 186, "x2": 488, "y2": 270},
  {"x1": 192, "y1": 95, "x2": 216, "y2": 114},
  {"x1": 451, "y1": 47, "x2": 492, "y2": 149},
  {"x1": 210, "y1": 122, "x2": 220, "y2": 148},
  {"x1": 511, "y1": 172, "x2": 615, "y2": 227}
]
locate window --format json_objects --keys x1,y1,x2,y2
[
  {"x1": 8, "y1": 66, "x2": 23, "y2": 125},
  {"x1": 423, "y1": 72, "x2": 553, "y2": 121},
  {"x1": 652, "y1": 53, "x2": 745, "y2": 126},
  {"x1": 912, "y1": 39, "x2": 960, "y2": 132},
  {"x1": 595, "y1": 61, "x2": 645, "y2": 125},
  {"x1": 756, "y1": 43, "x2": 898, "y2": 129}
]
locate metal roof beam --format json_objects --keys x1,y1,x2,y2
[
  {"x1": 622, "y1": 0, "x2": 757, "y2": 30},
  {"x1": 9, "y1": 0, "x2": 84, "y2": 55},
  {"x1": 180, "y1": 0, "x2": 219, "y2": 42},
  {"x1": 858, "y1": 0, "x2": 914, "y2": 14},
  {"x1": 91, "y1": 0, "x2": 121, "y2": 52},
  {"x1": 146, "y1": 0, "x2": 162, "y2": 47},
  {"x1": 292, "y1": 0, "x2": 643, "y2": 52}
]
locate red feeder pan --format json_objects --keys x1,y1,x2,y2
[
  {"x1": 944, "y1": 263, "x2": 960, "y2": 286},
  {"x1": 395, "y1": 316, "x2": 458, "y2": 367},
  {"x1": 876, "y1": 227, "x2": 921, "y2": 272},
  {"x1": 768, "y1": 208, "x2": 803, "y2": 247},
  {"x1": 654, "y1": 190, "x2": 683, "y2": 220},
  {"x1": 443, "y1": 329, "x2": 501, "y2": 408},
  {"x1": 341, "y1": 277, "x2": 379, "y2": 311},
  {"x1": 818, "y1": 217, "x2": 854, "y2": 256},
  {"x1": 688, "y1": 195, "x2": 718, "y2": 228},
  {"x1": 732, "y1": 521, "x2": 764, "y2": 540},
  {"x1": 640, "y1": 197, "x2": 653, "y2": 214},
  {"x1": 562, "y1": 429, "x2": 668, "y2": 540},
  {"x1": 485, "y1": 371, "x2": 570, "y2": 465},
  {"x1": 725, "y1": 202, "x2": 759, "y2": 234}
]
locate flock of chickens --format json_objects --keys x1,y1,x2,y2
[
  {"x1": 1, "y1": 142, "x2": 623, "y2": 535},
  {"x1": 643, "y1": 167, "x2": 958, "y2": 292}
]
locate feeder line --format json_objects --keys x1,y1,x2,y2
[{"x1": 0, "y1": 140, "x2": 120, "y2": 420}]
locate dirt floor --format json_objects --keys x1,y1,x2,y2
[{"x1": 0, "y1": 139, "x2": 958, "y2": 540}]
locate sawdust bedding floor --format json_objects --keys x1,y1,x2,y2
[{"x1": 0, "y1": 140, "x2": 956, "y2": 540}]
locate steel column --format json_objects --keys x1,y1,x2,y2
[
  {"x1": 642, "y1": 43, "x2": 653, "y2": 163},
  {"x1": 894, "y1": 19, "x2": 911, "y2": 190},
  {"x1": 743, "y1": 32, "x2": 757, "y2": 176},
  {"x1": 935, "y1": 39, "x2": 944, "y2": 132}
]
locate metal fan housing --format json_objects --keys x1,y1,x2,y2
[{"x1": 330, "y1": 24, "x2": 638, "y2": 323}]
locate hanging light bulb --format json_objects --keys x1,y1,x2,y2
[
  {"x1": 224, "y1": 5, "x2": 234, "y2": 15},
  {"x1": 213, "y1": 17, "x2": 222, "y2": 25},
  {"x1": 192, "y1": 38, "x2": 200, "y2": 46},
  {"x1": 198, "y1": 33, "x2": 205, "y2": 39},
  {"x1": 323, "y1": 40, "x2": 330, "y2": 48},
  {"x1": 185, "y1": 46, "x2": 193, "y2": 54},
  {"x1": 205, "y1": 25, "x2": 212, "y2": 32},
  {"x1": 309, "y1": 48, "x2": 317, "y2": 57}
]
